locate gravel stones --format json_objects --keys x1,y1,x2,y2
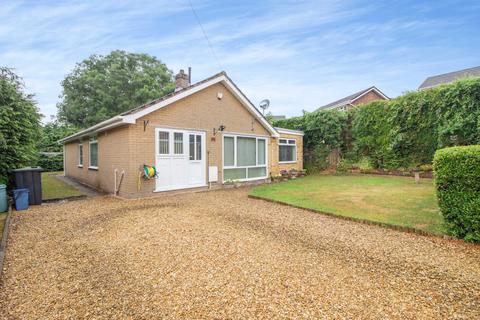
[{"x1": 0, "y1": 189, "x2": 479, "y2": 319}]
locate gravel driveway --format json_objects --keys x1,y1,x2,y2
[{"x1": 1, "y1": 189, "x2": 479, "y2": 319}]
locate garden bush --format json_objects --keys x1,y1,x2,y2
[{"x1": 433, "y1": 145, "x2": 480, "y2": 242}]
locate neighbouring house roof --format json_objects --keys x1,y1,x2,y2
[
  {"x1": 271, "y1": 115, "x2": 286, "y2": 120},
  {"x1": 316, "y1": 86, "x2": 389, "y2": 111},
  {"x1": 418, "y1": 66, "x2": 480, "y2": 90},
  {"x1": 59, "y1": 71, "x2": 282, "y2": 143}
]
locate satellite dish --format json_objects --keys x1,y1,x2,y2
[{"x1": 259, "y1": 99, "x2": 270, "y2": 115}]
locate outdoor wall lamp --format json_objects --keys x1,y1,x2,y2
[{"x1": 213, "y1": 125, "x2": 226, "y2": 136}]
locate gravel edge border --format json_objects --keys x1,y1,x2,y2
[
  {"x1": 248, "y1": 194, "x2": 474, "y2": 245},
  {"x1": 42, "y1": 195, "x2": 88, "y2": 203},
  {"x1": 0, "y1": 203, "x2": 13, "y2": 283}
]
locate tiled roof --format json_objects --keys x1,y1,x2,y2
[{"x1": 418, "y1": 66, "x2": 480, "y2": 90}]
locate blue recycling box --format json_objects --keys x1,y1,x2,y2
[{"x1": 13, "y1": 188, "x2": 29, "y2": 211}]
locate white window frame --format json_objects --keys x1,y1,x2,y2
[
  {"x1": 222, "y1": 134, "x2": 268, "y2": 182},
  {"x1": 189, "y1": 133, "x2": 202, "y2": 162},
  {"x1": 89, "y1": 136, "x2": 98, "y2": 170},
  {"x1": 78, "y1": 144, "x2": 83, "y2": 167},
  {"x1": 278, "y1": 138, "x2": 297, "y2": 164}
]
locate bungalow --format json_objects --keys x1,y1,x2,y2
[{"x1": 59, "y1": 70, "x2": 303, "y2": 198}]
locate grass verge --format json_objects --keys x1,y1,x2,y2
[
  {"x1": 250, "y1": 174, "x2": 445, "y2": 234},
  {"x1": 42, "y1": 172, "x2": 85, "y2": 200}
]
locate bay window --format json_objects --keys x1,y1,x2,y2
[
  {"x1": 223, "y1": 135, "x2": 267, "y2": 181},
  {"x1": 279, "y1": 138, "x2": 296, "y2": 163}
]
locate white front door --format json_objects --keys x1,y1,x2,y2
[{"x1": 155, "y1": 128, "x2": 206, "y2": 192}]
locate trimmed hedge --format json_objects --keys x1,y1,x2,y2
[{"x1": 433, "y1": 145, "x2": 480, "y2": 242}]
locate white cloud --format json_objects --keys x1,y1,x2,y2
[{"x1": 0, "y1": 0, "x2": 478, "y2": 121}]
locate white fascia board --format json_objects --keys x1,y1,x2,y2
[
  {"x1": 58, "y1": 116, "x2": 123, "y2": 144},
  {"x1": 351, "y1": 87, "x2": 389, "y2": 103},
  {"x1": 275, "y1": 127, "x2": 304, "y2": 136}
]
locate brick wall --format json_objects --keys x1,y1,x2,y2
[{"x1": 352, "y1": 90, "x2": 386, "y2": 106}]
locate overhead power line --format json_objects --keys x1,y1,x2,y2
[{"x1": 188, "y1": 0, "x2": 223, "y2": 70}]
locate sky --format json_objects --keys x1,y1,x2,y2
[{"x1": 1, "y1": 0, "x2": 479, "y2": 122}]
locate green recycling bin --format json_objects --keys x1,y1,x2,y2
[{"x1": 0, "y1": 184, "x2": 7, "y2": 212}]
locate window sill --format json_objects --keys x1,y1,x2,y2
[
  {"x1": 78, "y1": 165, "x2": 83, "y2": 168},
  {"x1": 88, "y1": 166, "x2": 99, "y2": 170},
  {"x1": 279, "y1": 161, "x2": 297, "y2": 164}
]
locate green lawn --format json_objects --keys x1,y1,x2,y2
[
  {"x1": 251, "y1": 174, "x2": 445, "y2": 234},
  {"x1": 42, "y1": 172, "x2": 85, "y2": 200}
]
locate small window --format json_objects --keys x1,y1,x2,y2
[
  {"x1": 174, "y1": 132, "x2": 183, "y2": 154},
  {"x1": 189, "y1": 134, "x2": 202, "y2": 161},
  {"x1": 257, "y1": 139, "x2": 266, "y2": 165},
  {"x1": 78, "y1": 144, "x2": 83, "y2": 167},
  {"x1": 158, "y1": 131, "x2": 169, "y2": 155},
  {"x1": 89, "y1": 136, "x2": 98, "y2": 168},
  {"x1": 279, "y1": 138, "x2": 296, "y2": 163}
]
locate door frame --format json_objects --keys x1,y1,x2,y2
[{"x1": 154, "y1": 127, "x2": 207, "y2": 192}]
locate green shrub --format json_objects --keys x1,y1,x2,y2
[
  {"x1": 357, "y1": 157, "x2": 373, "y2": 172},
  {"x1": 37, "y1": 154, "x2": 64, "y2": 172},
  {"x1": 433, "y1": 145, "x2": 480, "y2": 242},
  {"x1": 337, "y1": 158, "x2": 354, "y2": 172}
]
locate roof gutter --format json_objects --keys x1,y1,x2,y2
[{"x1": 58, "y1": 116, "x2": 125, "y2": 144}]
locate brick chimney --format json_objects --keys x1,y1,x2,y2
[{"x1": 175, "y1": 69, "x2": 189, "y2": 91}]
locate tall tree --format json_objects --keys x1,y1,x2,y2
[
  {"x1": 0, "y1": 67, "x2": 41, "y2": 183},
  {"x1": 36, "y1": 120, "x2": 78, "y2": 172},
  {"x1": 57, "y1": 50, "x2": 175, "y2": 128}
]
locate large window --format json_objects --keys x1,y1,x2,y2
[
  {"x1": 223, "y1": 135, "x2": 267, "y2": 181},
  {"x1": 78, "y1": 144, "x2": 83, "y2": 167},
  {"x1": 279, "y1": 138, "x2": 296, "y2": 163},
  {"x1": 89, "y1": 136, "x2": 98, "y2": 169}
]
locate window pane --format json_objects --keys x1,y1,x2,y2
[
  {"x1": 224, "y1": 137, "x2": 234, "y2": 166},
  {"x1": 279, "y1": 139, "x2": 287, "y2": 144},
  {"x1": 248, "y1": 167, "x2": 266, "y2": 178},
  {"x1": 189, "y1": 134, "x2": 195, "y2": 160},
  {"x1": 279, "y1": 145, "x2": 295, "y2": 162},
  {"x1": 257, "y1": 139, "x2": 266, "y2": 165},
  {"x1": 159, "y1": 131, "x2": 169, "y2": 154},
  {"x1": 174, "y1": 132, "x2": 183, "y2": 154},
  {"x1": 90, "y1": 142, "x2": 98, "y2": 167},
  {"x1": 196, "y1": 135, "x2": 202, "y2": 160},
  {"x1": 224, "y1": 168, "x2": 246, "y2": 180},
  {"x1": 79, "y1": 145, "x2": 83, "y2": 165},
  {"x1": 237, "y1": 137, "x2": 256, "y2": 166},
  {"x1": 288, "y1": 139, "x2": 296, "y2": 145}
]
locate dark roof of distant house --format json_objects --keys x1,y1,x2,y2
[
  {"x1": 316, "y1": 86, "x2": 389, "y2": 111},
  {"x1": 418, "y1": 66, "x2": 480, "y2": 90}
]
